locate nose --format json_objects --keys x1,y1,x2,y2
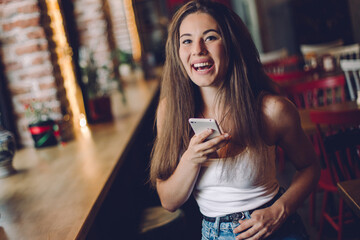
[{"x1": 192, "y1": 39, "x2": 207, "y2": 55}]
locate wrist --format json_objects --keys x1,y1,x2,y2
[
  {"x1": 271, "y1": 199, "x2": 290, "y2": 220},
  {"x1": 180, "y1": 151, "x2": 204, "y2": 167},
  {"x1": 179, "y1": 154, "x2": 202, "y2": 170}
]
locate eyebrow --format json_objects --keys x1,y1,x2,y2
[{"x1": 179, "y1": 29, "x2": 220, "y2": 39}]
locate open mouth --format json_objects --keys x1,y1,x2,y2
[{"x1": 192, "y1": 61, "x2": 214, "y2": 72}]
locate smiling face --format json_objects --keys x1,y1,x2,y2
[{"x1": 179, "y1": 12, "x2": 226, "y2": 88}]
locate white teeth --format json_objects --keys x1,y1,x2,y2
[{"x1": 193, "y1": 62, "x2": 210, "y2": 68}]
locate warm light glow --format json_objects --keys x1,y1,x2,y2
[
  {"x1": 45, "y1": 0, "x2": 87, "y2": 128},
  {"x1": 123, "y1": 0, "x2": 142, "y2": 62},
  {"x1": 77, "y1": 125, "x2": 100, "y2": 179},
  {"x1": 79, "y1": 113, "x2": 87, "y2": 127},
  {"x1": 79, "y1": 124, "x2": 91, "y2": 137}
]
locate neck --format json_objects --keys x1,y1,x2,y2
[
  {"x1": 199, "y1": 86, "x2": 218, "y2": 117},
  {"x1": 198, "y1": 86, "x2": 228, "y2": 122}
]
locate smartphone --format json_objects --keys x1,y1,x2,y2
[{"x1": 189, "y1": 118, "x2": 222, "y2": 140}]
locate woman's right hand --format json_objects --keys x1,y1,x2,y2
[
  {"x1": 182, "y1": 129, "x2": 231, "y2": 165},
  {"x1": 156, "y1": 129, "x2": 230, "y2": 212}
]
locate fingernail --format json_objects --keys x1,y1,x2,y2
[
  {"x1": 208, "y1": 128, "x2": 213, "y2": 133},
  {"x1": 224, "y1": 133, "x2": 229, "y2": 138}
]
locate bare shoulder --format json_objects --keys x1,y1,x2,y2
[
  {"x1": 261, "y1": 94, "x2": 301, "y2": 144},
  {"x1": 262, "y1": 95, "x2": 299, "y2": 120}
]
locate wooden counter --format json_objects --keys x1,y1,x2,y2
[
  {"x1": 337, "y1": 179, "x2": 360, "y2": 219},
  {"x1": 298, "y1": 101, "x2": 360, "y2": 135},
  {"x1": 0, "y1": 79, "x2": 159, "y2": 240}
]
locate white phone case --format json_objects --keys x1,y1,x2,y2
[{"x1": 189, "y1": 118, "x2": 222, "y2": 140}]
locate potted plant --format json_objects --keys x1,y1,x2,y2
[
  {"x1": 114, "y1": 49, "x2": 134, "y2": 82},
  {"x1": 79, "y1": 48, "x2": 125, "y2": 123},
  {"x1": 25, "y1": 101, "x2": 59, "y2": 148}
]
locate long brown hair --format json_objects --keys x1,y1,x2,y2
[{"x1": 150, "y1": 0, "x2": 276, "y2": 186}]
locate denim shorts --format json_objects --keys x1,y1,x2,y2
[
  {"x1": 201, "y1": 189, "x2": 309, "y2": 240},
  {"x1": 201, "y1": 212, "x2": 309, "y2": 240}
]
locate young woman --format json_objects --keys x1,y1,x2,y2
[{"x1": 150, "y1": 1, "x2": 320, "y2": 239}]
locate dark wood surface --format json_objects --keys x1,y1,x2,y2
[
  {"x1": 298, "y1": 101, "x2": 360, "y2": 135},
  {"x1": 337, "y1": 179, "x2": 360, "y2": 218},
  {"x1": 0, "y1": 79, "x2": 159, "y2": 240}
]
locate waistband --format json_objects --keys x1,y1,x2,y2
[{"x1": 203, "y1": 187, "x2": 284, "y2": 223}]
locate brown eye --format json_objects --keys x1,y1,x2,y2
[{"x1": 205, "y1": 36, "x2": 217, "y2": 41}]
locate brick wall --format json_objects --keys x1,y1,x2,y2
[
  {"x1": 73, "y1": 0, "x2": 115, "y2": 91},
  {"x1": 0, "y1": 0, "x2": 63, "y2": 147},
  {"x1": 107, "y1": 0, "x2": 132, "y2": 54},
  {"x1": 0, "y1": 0, "x2": 134, "y2": 147}
]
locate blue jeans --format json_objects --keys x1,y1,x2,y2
[{"x1": 201, "y1": 211, "x2": 309, "y2": 240}]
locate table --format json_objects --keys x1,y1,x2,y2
[
  {"x1": 298, "y1": 101, "x2": 360, "y2": 135},
  {"x1": 337, "y1": 179, "x2": 360, "y2": 218},
  {"x1": 0, "y1": 79, "x2": 159, "y2": 240}
]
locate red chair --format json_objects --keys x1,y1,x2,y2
[
  {"x1": 267, "y1": 70, "x2": 315, "y2": 84},
  {"x1": 281, "y1": 74, "x2": 346, "y2": 109},
  {"x1": 281, "y1": 74, "x2": 347, "y2": 224},
  {"x1": 269, "y1": 60, "x2": 329, "y2": 173},
  {"x1": 263, "y1": 55, "x2": 303, "y2": 73},
  {"x1": 310, "y1": 109, "x2": 360, "y2": 240},
  {"x1": 263, "y1": 55, "x2": 315, "y2": 83}
]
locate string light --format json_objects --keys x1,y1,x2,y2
[
  {"x1": 123, "y1": 0, "x2": 142, "y2": 62},
  {"x1": 45, "y1": 0, "x2": 87, "y2": 128}
]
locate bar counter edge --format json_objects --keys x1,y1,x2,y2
[{"x1": 0, "y1": 78, "x2": 160, "y2": 240}]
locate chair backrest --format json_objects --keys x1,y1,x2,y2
[
  {"x1": 263, "y1": 55, "x2": 313, "y2": 83},
  {"x1": 300, "y1": 39, "x2": 344, "y2": 71},
  {"x1": 260, "y1": 48, "x2": 288, "y2": 64},
  {"x1": 315, "y1": 44, "x2": 360, "y2": 73},
  {"x1": 267, "y1": 70, "x2": 312, "y2": 84},
  {"x1": 309, "y1": 109, "x2": 360, "y2": 184},
  {"x1": 263, "y1": 55, "x2": 304, "y2": 73},
  {"x1": 281, "y1": 74, "x2": 346, "y2": 109},
  {"x1": 327, "y1": 43, "x2": 360, "y2": 65},
  {"x1": 340, "y1": 59, "x2": 360, "y2": 101}
]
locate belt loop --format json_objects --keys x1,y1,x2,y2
[
  {"x1": 214, "y1": 216, "x2": 220, "y2": 237},
  {"x1": 244, "y1": 211, "x2": 251, "y2": 219}
]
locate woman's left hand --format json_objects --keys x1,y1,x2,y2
[{"x1": 233, "y1": 205, "x2": 287, "y2": 240}]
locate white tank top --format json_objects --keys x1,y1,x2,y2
[{"x1": 193, "y1": 146, "x2": 279, "y2": 217}]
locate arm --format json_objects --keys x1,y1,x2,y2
[
  {"x1": 271, "y1": 98, "x2": 320, "y2": 216},
  {"x1": 234, "y1": 96, "x2": 320, "y2": 239},
  {"x1": 155, "y1": 100, "x2": 230, "y2": 212}
]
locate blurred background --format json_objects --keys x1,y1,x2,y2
[
  {"x1": 0, "y1": 0, "x2": 359, "y2": 148},
  {"x1": 1, "y1": 1, "x2": 360, "y2": 240}
]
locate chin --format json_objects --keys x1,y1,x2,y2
[
  {"x1": 188, "y1": 74, "x2": 216, "y2": 86},
  {"x1": 190, "y1": 78, "x2": 215, "y2": 87}
]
